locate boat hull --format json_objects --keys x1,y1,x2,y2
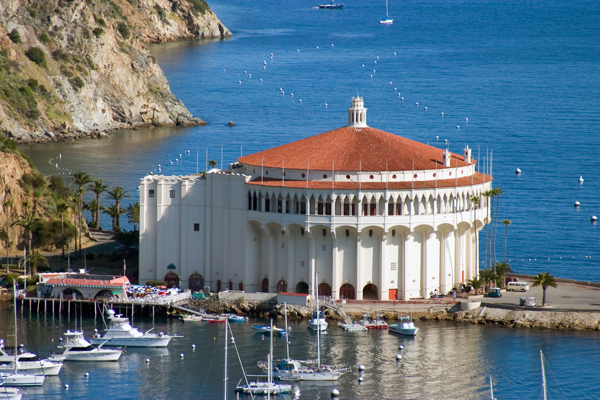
[
  {"x1": 0, "y1": 363, "x2": 62, "y2": 376},
  {"x1": 276, "y1": 371, "x2": 342, "y2": 381},
  {"x1": 307, "y1": 320, "x2": 328, "y2": 331},
  {"x1": 389, "y1": 325, "x2": 419, "y2": 336},
  {"x1": 64, "y1": 350, "x2": 122, "y2": 361},
  {"x1": 0, "y1": 373, "x2": 45, "y2": 387},
  {"x1": 90, "y1": 337, "x2": 171, "y2": 347}
]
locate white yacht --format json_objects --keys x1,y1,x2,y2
[
  {"x1": 0, "y1": 341, "x2": 62, "y2": 376},
  {"x1": 235, "y1": 379, "x2": 293, "y2": 395},
  {"x1": 307, "y1": 311, "x2": 328, "y2": 331},
  {"x1": 0, "y1": 372, "x2": 44, "y2": 387},
  {"x1": 0, "y1": 384, "x2": 22, "y2": 400},
  {"x1": 338, "y1": 321, "x2": 368, "y2": 332},
  {"x1": 389, "y1": 316, "x2": 419, "y2": 336},
  {"x1": 260, "y1": 359, "x2": 349, "y2": 381},
  {"x1": 89, "y1": 314, "x2": 181, "y2": 347},
  {"x1": 52, "y1": 331, "x2": 122, "y2": 361}
]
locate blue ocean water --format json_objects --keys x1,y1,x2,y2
[{"x1": 20, "y1": 0, "x2": 600, "y2": 281}]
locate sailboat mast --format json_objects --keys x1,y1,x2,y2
[
  {"x1": 541, "y1": 350, "x2": 547, "y2": 400},
  {"x1": 284, "y1": 302, "x2": 290, "y2": 360},
  {"x1": 268, "y1": 319, "x2": 273, "y2": 400},
  {"x1": 224, "y1": 319, "x2": 228, "y2": 400},
  {"x1": 13, "y1": 281, "x2": 17, "y2": 374},
  {"x1": 489, "y1": 376, "x2": 494, "y2": 400},
  {"x1": 316, "y1": 273, "x2": 321, "y2": 368},
  {"x1": 386, "y1": 0, "x2": 389, "y2": 17}
]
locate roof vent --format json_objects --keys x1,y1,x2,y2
[
  {"x1": 443, "y1": 149, "x2": 451, "y2": 167},
  {"x1": 348, "y1": 95, "x2": 367, "y2": 128},
  {"x1": 463, "y1": 145, "x2": 471, "y2": 163}
]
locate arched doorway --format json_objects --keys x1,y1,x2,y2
[
  {"x1": 339, "y1": 283, "x2": 356, "y2": 300},
  {"x1": 295, "y1": 282, "x2": 309, "y2": 294},
  {"x1": 261, "y1": 278, "x2": 269, "y2": 293},
  {"x1": 62, "y1": 288, "x2": 84, "y2": 300},
  {"x1": 94, "y1": 290, "x2": 113, "y2": 300},
  {"x1": 189, "y1": 273, "x2": 204, "y2": 292},
  {"x1": 362, "y1": 284, "x2": 378, "y2": 300},
  {"x1": 164, "y1": 272, "x2": 179, "y2": 288},
  {"x1": 238, "y1": 281, "x2": 244, "y2": 291},
  {"x1": 277, "y1": 279, "x2": 287, "y2": 293},
  {"x1": 318, "y1": 283, "x2": 332, "y2": 297}
]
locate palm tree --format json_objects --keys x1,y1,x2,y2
[
  {"x1": 103, "y1": 204, "x2": 125, "y2": 231},
  {"x1": 492, "y1": 187, "x2": 503, "y2": 269},
  {"x1": 72, "y1": 171, "x2": 92, "y2": 257},
  {"x1": 480, "y1": 269, "x2": 496, "y2": 293},
  {"x1": 114, "y1": 229, "x2": 139, "y2": 258},
  {"x1": 482, "y1": 190, "x2": 493, "y2": 270},
  {"x1": 84, "y1": 199, "x2": 99, "y2": 226},
  {"x1": 107, "y1": 187, "x2": 128, "y2": 229},
  {"x1": 88, "y1": 179, "x2": 108, "y2": 229},
  {"x1": 494, "y1": 262, "x2": 512, "y2": 288},
  {"x1": 468, "y1": 276, "x2": 484, "y2": 295},
  {"x1": 127, "y1": 202, "x2": 140, "y2": 231},
  {"x1": 531, "y1": 272, "x2": 557, "y2": 306},
  {"x1": 502, "y1": 219, "x2": 511, "y2": 263},
  {"x1": 209, "y1": 159, "x2": 217, "y2": 169},
  {"x1": 26, "y1": 250, "x2": 48, "y2": 276},
  {"x1": 56, "y1": 201, "x2": 70, "y2": 263},
  {"x1": 0, "y1": 228, "x2": 10, "y2": 273},
  {"x1": 13, "y1": 211, "x2": 39, "y2": 256}
]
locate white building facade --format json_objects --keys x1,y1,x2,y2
[{"x1": 139, "y1": 97, "x2": 493, "y2": 300}]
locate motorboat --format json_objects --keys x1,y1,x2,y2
[
  {"x1": 0, "y1": 383, "x2": 22, "y2": 399},
  {"x1": 52, "y1": 331, "x2": 122, "y2": 361},
  {"x1": 259, "y1": 359, "x2": 350, "y2": 381},
  {"x1": 374, "y1": 313, "x2": 389, "y2": 329},
  {"x1": 90, "y1": 314, "x2": 181, "y2": 347},
  {"x1": 0, "y1": 372, "x2": 44, "y2": 387},
  {"x1": 319, "y1": 2, "x2": 343, "y2": 9},
  {"x1": 234, "y1": 376, "x2": 292, "y2": 395},
  {"x1": 380, "y1": 0, "x2": 393, "y2": 24},
  {"x1": 307, "y1": 311, "x2": 328, "y2": 331},
  {"x1": 226, "y1": 314, "x2": 248, "y2": 323},
  {"x1": 389, "y1": 316, "x2": 419, "y2": 336},
  {"x1": 252, "y1": 325, "x2": 287, "y2": 335},
  {"x1": 0, "y1": 343, "x2": 62, "y2": 376},
  {"x1": 359, "y1": 314, "x2": 377, "y2": 329},
  {"x1": 338, "y1": 321, "x2": 368, "y2": 332},
  {"x1": 181, "y1": 315, "x2": 203, "y2": 322}
]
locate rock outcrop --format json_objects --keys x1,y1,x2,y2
[{"x1": 0, "y1": 0, "x2": 231, "y2": 143}]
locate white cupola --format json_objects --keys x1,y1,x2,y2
[
  {"x1": 348, "y1": 94, "x2": 367, "y2": 127},
  {"x1": 443, "y1": 148, "x2": 451, "y2": 167},
  {"x1": 463, "y1": 144, "x2": 471, "y2": 163}
]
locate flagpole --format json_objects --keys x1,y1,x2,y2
[
  {"x1": 306, "y1": 160, "x2": 309, "y2": 189},
  {"x1": 282, "y1": 159, "x2": 285, "y2": 188},
  {"x1": 261, "y1": 157, "x2": 264, "y2": 186},
  {"x1": 123, "y1": 259, "x2": 127, "y2": 277}
]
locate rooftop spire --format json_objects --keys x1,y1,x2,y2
[{"x1": 348, "y1": 94, "x2": 367, "y2": 128}]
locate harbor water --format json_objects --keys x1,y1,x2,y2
[{"x1": 1, "y1": 305, "x2": 599, "y2": 399}]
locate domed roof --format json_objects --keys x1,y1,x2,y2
[{"x1": 238, "y1": 126, "x2": 472, "y2": 172}]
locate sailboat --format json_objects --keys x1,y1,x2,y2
[
  {"x1": 306, "y1": 286, "x2": 328, "y2": 331},
  {"x1": 0, "y1": 283, "x2": 45, "y2": 387},
  {"x1": 0, "y1": 384, "x2": 21, "y2": 400},
  {"x1": 380, "y1": 0, "x2": 393, "y2": 24}
]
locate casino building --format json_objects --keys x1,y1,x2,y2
[{"x1": 139, "y1": 96, "x2": 492, "y2": 300}]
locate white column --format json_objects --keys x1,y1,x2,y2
[
  {"x1": 331, "y1": 230, "x2": 338, "y2": 300},
  {"x1": 356, "y1": 232, "x2": 362, "y2": 299},
  {"x1": 180, "y1": 181, "x2": 188, "y2": 289},
  {"x1": 379, "y1": 231, "x2": 387, "y2": 300},
  {"x1": 309, "y1": 231, "x2": 315, "y2": 299},
  {"x1": 286, "y1": 229, "x2": 294, "y2": 291},
  {"x1": 421, "y1": 230, "x2": 429, "y2": 298},
  {"x1": 204, "y1": 177, "x2": 212, "y2": 290}
]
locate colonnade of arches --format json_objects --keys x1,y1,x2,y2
[{"x1": 247, "y1": 188, "x2": 487, "y2": 217}]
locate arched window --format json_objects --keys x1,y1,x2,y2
[
  {"x1": 295, "y1": 282, "x2": 309, "y2": 294},
  {"x1": 164, "y1": 272, "x2": 179, "y2": 288},
  {"x1": 363, "y1": 284, "x2": 379, "y2": 300},
  {"x1": 339, "y1": 283, "x2": 356, "y2": 300},
  {"x1": 277, "y1": 279, "x2": 287, "y2": 293},
  {"x1": 318, "y1": 283, "x2": 332, "y2": 297},
  {"x1": 189, "y1": 273, "x2": 204, "y2": 292},
  {"x1": 261, "y1": 278, "x2": 269, "y2": 293}
]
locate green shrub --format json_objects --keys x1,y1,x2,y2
[
  {"x1": 92, "y1": 28, "x2": 104, "y2": 38},
  {"x1": 146, "y1": 281, "x2": 167, "y2": 287},
  {"x1": 1, "y1": 139, "x2": 17, "y2": 152},
  {"x1": 26, "y1": 47, "x2": 46, "y2": 68},
  {"x1": 30, "y1": 10, "x2": 37, "y2": 18},
  {"x1": 27, "y1": 78, "x2": 39, "y2": 90},
  {"x1": 53, "y1": 49, "x2": 71, "y2": 62},
  {"x1": 70, "y1": 76, "x2": 85, "y2": 90},
  {"x1": 192, "y1": 0, "x2": 210, "y2": 15},
  {"x1": 154, "y1": 5, "x2": 166, "y2": 19},
  {"x1": 94, "y1": 15, "x2": 106, "y2": 27},
  {"x1": 9, "y1": 29, "x2": 22, "y2": 44},
  {"x1": 171, "y1": 2, "x2": 179, "y2": 12},
  {"x1": 117, "y1": 22, "x2": 130, "y2": 39},
  {"x1": 39, "y1": 32, "x2": 51, "y2": 43},
  {"x1": 82, "y1": 27, "x2": 91, "y2": 39}
]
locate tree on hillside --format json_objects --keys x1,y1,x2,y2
[
  {"x1": 127, "y1": 202, "x2": 140, "y2": 231},
  {"x1": 26, "y1": 250, "x2": 48, "y2": 276},
  {"x1": 84, "y1": 199, "x2": 100, "y2": 226},
  {"x1": 531, "y1": 272, "x2": 557, "y2": 307},
  {"x1": 56, "y1": 201, "x2": 70, "y2": 261},
  {"x1": 502, "y1": 219, "x2": 511, "y2": 263},
  {"x1": 72, "y1": 170, "x2": 92, "y2": 257},
  {"x1": 88, "y1": 179, "x2": 108, "y2": 229},
  {"x1": 13, "y1": 211, "x2": 39, "y2": 256},
  {"x1": 107, "y1": 187, "x2": 128, "y2": 229},
  {"x1": 115, "y1": 229, "x2": 139, "y2": 259},
  {"x1": 104, "y1": 204, "x2": 125, "y2": 231}
]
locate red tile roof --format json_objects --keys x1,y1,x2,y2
[
  {"x1": 238, "y1": 126, "x2": 473, "y2": 172},
  {"x1": 247, "y1": 172, "x2": 492, "y2": 189},
  {"x1": 46, "y1": 276, "x2": 129, "y2": 288}
]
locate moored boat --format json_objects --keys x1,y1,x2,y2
[
  {"x1": 0, "y1": 372, "x2": 45, "y2": 387},
  {"x1": 54, "y1": 331, "x2": 122, "y2": 361},
  {"x1": 0, "y1": 383, "x2": 22, "y2": 400},
  {"x1": 319, "y1": 2, "x2": 343, "y2": 9},
  {"x1": 374, "y1": 313, "x2": 389, "y2": 329},
  {"x1": 307, "y1": 311, "x2": 328, "y2": 331},
  {"x1": 90, "y1": 314, "x2": 181, "y2": 347},
  {"x1": 252, "y1": 325, "x2": 287, "y2": 335},
  {"x1": 389, "y1": 316, "x2": 419, "y2": 336},
  {"x1": 338, "y1": 321, "x2": 368, "y2": 332}
]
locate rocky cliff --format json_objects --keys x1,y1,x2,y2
[{"x1": 0, "y1": 0, "x2": 231, "y2": 143}]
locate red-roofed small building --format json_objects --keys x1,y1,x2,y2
[
  {"x1": 139, "y1": 96, "x2": 493, "y2": 301},
  {"x1": 37, "y1": 273, "x2": 130, "y2": 300}
]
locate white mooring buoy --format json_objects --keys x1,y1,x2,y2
[
  {"x1": 358, "y1": 376, "x2": 364, "y2": 383},
  {"x1": 574, "y1": 201, "x2": 580, "y2": 207},
  {"x1": 592, "y1": 216, "x2": 598, "y2": 222},
  {"x1": 192, "y1": 344, "x2": 196, "y2": 349},
  {"x1": 331, "y1": 388, "x2": 340, "y2": 397},
  {"x1": 398, "y1": 344, "x2": 404, "y2": 350},
  {"x1": 516, "y1": 168, "x2": 521, "y2": 175},
  {"x1": 65, "y1": 384, "x2": 69, "y2": 389},
  {"x1": 358, "y1": 364, "x2": 365, "y2": 372},
  {"x1": 579, "y1": 176, "x2": 584, "y2": 183},
  {"x1": 85, "y1": 372, "x2": 90, "y2": 377},
  {"x1": 146, "y1": 358, "x2": 150, "y2": 363},
  {"x1": 396, "y1": 354, "x2": 402, "y2": 361},
  {"x1": 180, "y1": 353, "x2": 184, "y2": 358}
]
